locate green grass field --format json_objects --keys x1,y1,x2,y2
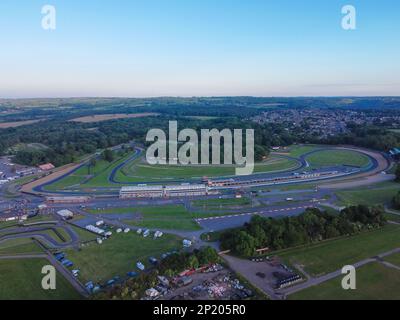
[
  {"x1": 0, "y1": 238, "x2": 42, "y2": 255},
  {"x1": 44, "y1": 155, "x2": 131, "y2": 190},
  {"x1": 287, "y1": 145, "x2": 321, "y2": 158},
  {"x1": 385, "y1": 252, "x2": 400, "y2": 267},
  {"x1": 69, "y1": 225, "x2": 98, "y2": 242},
  {"x1": 23, "y1": 215, "x2": 58, "y2": 224},
  {"x1": 385, "y1": 212, "x2": 400, "y2": 223},
  {"x1": 44, "y1": 150, "x2": 299, "y2": 190},
  {"x1": 192, "y1": 197, "x2": 251, "y2": 208},
  {"x1": 67, "y1": 232, "x2": 182, "y2": 284},
  {"x1": 276, "y1": 224, "x2": 400, "y2": 277},
  {"x1": 117, "y1": 156, "x2": 299, "y2": 182},
  {"x1": 42, "y1": 145, "x2": 370, "y2": 192},
  {"x1": 0, "y1": 258, "x2": 81, "y2": 300},
  {"x1": 306, "y1": 150, "x2": 370, "y2": 168},
  {"x1": 0, "y1": 227, "x2": 71, "y2": 246},
  {"x1": 290, "y1": 262, "x2": 400, "y2": 300},
  {"x1": 89, "y1": 205, "x2": 202, "y2": 231},
  {"x1": 336, "y1": 182, "x2": 400, "y2": 206},
  {"x1": 0, "y1": 221, "x2": 19, "y2": 230}
]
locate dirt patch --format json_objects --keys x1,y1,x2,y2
[
  {"x1": 70, "y1": 113, "x2": 159, "y2": 123},
  {"x1": 0, "y1": 119, "x2": 44, "y2": 128}
]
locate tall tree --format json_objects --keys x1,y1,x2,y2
[
  {"x1": 102, "y1": 149, "x2": 114, "y2": 162},
  {"x1": 88, "y1": 158, "x2": 97, "y2": 174},
  {"x1": 395, "y1": 165, "x2": 400, "y2": 182}
]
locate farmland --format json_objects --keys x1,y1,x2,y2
[
  {"x1": 0, "y1": 119, "x2": 44, "y2": 128},
  {"x1": 70, "y1": 113, "x2": 159, "y2": 123}
]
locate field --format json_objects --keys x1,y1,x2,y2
[
  {"x1": 44, "y1": 150, "x2": 299, "y2": 190},
  {"x1": 70, "y1": 113, "x2": 159, "y2": 123},
  {"x1": 89, "y1": 205, "x2": 201, "y2": 231},
  {"x1": 192, "y1": 197, "x2": 251, "y2": 208},
  {"x1": 0, "y1": 238, "x2": 42, "y2": 255},
  {"x1": 117, "y1": 155, "x2": 299, "y2": 182},
  {"x1": 0, "y1": 227, "x2": 72, "y2": 245},
  {"x1": 336, "y1": 182, "x2": 400, "y2": 206},
  {"x1": 276, "y1": 224, "x2": 400, "y2": 277},
  {"x1": 287, "y1": 145, "x2": 321, "y2": 158},
  {"x1": 0, "y1": 221, "x2": 19, "y2": 230},
  {"x1": 0, "y1": 258, "x2": 81, "y2": 300},
  {"x1": 66, "y1": 232, "x2": 182, "y2": 283},
  {"x1": 87, "y1": 204, "x2": 243, "y2": 230},
  {"x1": 385, "y1": 252, "x2": 400, "y2": 267},
  {"x1": 183, "y1": 116, "x2": 220, "y2": 120},
  {"x1": 69, "y1": 225, "x2": 98, "y2": 242},
  {"x1": 43, "y1": 153, "x2": 133, "y2": 190},
  {"x1": 290, "y1": 262, "x2": 400, "y2": 300},
  {"x1": 0, "y1": 119, "x2": 44, "y2": 128},
  {"x1": 40, "y1": 145, "x2": 373, "y2": 193},
  {"x1": 21, "y1": 162, "x2": 82, "y2": 194},
  {"x1": 306, "y1": 150, "x2": 370, "y2": 167},
  {"x1": 385, "y1": 212, "x2": 400, "y2": 223}
]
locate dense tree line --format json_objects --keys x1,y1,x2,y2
[
  {"x1": 396, "y1": 165, "x2": 400, "y2": 182},
  {"x1": 324, "y1": 124, "x2": 400, "y2": 152},
  {"x1": 94, "y1": 246, "x2": 220, "y2": 300},
  {"x1": 392, "y1": 192, "x2": 400, "y2": 210},
  {"x1": 2, "y1": 98, "x2": 400, "y2": 167},
  {"x1": 1, "y1": 115, "x2": 284, "y2": 166},
  {"x1": 220, "y1": 206, "x2": 386, "y2": 257}
]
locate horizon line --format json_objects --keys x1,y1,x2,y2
[{"x1": 1, "y1": 95, "x2": 400, "y2": 101}]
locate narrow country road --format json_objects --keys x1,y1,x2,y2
[{"x1": 278, "y1": 247, "x2": 400, "y2": 297}]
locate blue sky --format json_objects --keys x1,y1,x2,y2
[{"x1": 0, "y1": 0, "x2": 399, "y2": 97}]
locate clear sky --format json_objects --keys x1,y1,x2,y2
[{"x1": 0, "y1": 0, "x2": 399, "y2": 98}]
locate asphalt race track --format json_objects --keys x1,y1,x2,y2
[{"x1": 28, "y1": 145, "x2": 389, "y2": 197}]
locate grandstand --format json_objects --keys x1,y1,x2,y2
[
  {"x1": 165, "y1": 184, "x2": 208, "y2": 197},
  {"x1": 119, "y1": 185, "x2": 164, "y2": 199},
  {"x1": 119, "y1": 184, "x2": 208, "y2": 199}
]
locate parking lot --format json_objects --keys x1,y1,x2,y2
[
  {"x1": 222, "y1": 254, "x2": 303, "y2": 299},
  {"x1": 0, "y1": 156, "x2": 38, "y2": 184},
  {"x1": 161, "y1": 267, "x2": 254, "y2": 300}
]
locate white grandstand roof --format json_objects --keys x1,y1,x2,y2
[
  {"x1": 120, "y1": 185, "x2": 164, "y2": 192},
  {"x1": 165, "y1": 184, "x2": 206, "y2": 190}
]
